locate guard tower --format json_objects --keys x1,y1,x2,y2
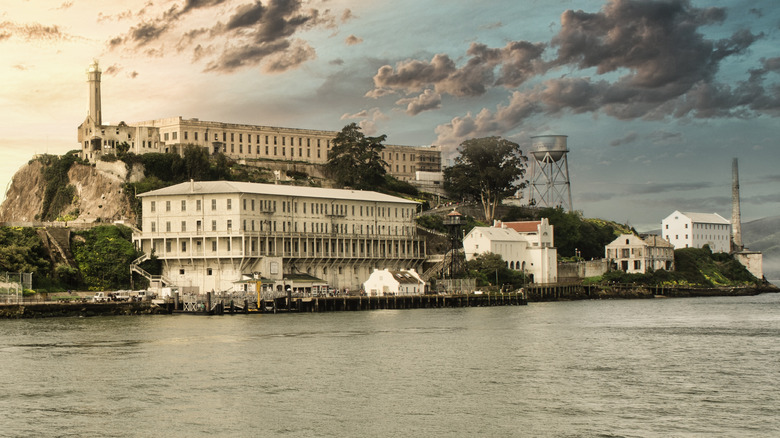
[{"x1": 528, "y1": 135, "x2": 573, "y2": 211}]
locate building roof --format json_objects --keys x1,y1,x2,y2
[
  {"x1": 667, "y1": 211, "x2": 730, "y2": 224},
  {"x1": 681, "y1": 211, "x2": 730, "y2": 224},
  {"x1": 467, "y1": 227, "x2": 526, "y2": 242},
  {"x1": 642, "y1": 235, "x2": 674, "y2": 248},
  {"x1": 388, "y1": 270, "x2": 424, "y2": 285},
  {"x1": 138, "y1": 180, "x2": 418, "y2": 204},
  {"x1": 498, "y1": 221, "x2": 541, "y2": 233}
]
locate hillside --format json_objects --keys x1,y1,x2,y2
[{"x1": 0, "y1": 156, "x2": 135, "y2": 225}]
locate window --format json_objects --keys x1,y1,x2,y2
[
  {"x1": 243, "y1": 199, "x2": 247, "y2": 210},
  {"x1": 196, "y1": 199, "x2": 201, "y2": 211},
  {"x1": 181, "y1": 241, "x2": 187, "y2": 252},
  {"x1": 172, "y1": 132, "x2": 177, "y2": 140},
  {"x1": 227, "y1": 199, "x2": 232, "y2": 210},
  {"x1": 181, "y1": 200, "x2": 186, "y2": 211},
  {"x1": 207, "y1": 268, "x2": 213, "y2": 276},
  {"x1": 227, "y1": 220, "x2": 232, "y2": 231},
  {"x1": 211, "y1": 199, "x2": 217, "y2": 210},
  {"x1": 150, "y1": 201, "x2": 156, "y2": 212},
  {"x1": 181, "y1": 221, "x2": 186, "y2": 232},
  {"x1": 150, "y1": 222, "x2": 156, "y2": 232},
  {"x1": 166, "y1": 221, "x2": 171, "y2": 232},
  {"x1": 166, "y1": 201, "x2": 171, "y2": 212},
  {"x1": 212, "y1": 220, "x2": 217, "y2": 231}
]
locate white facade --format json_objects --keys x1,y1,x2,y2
[
  {"x1": 462, "y1": 219, "x2": 558, "y2": 284},
  {"x1": 605, "y1": 234, "x2": 675, "y2": 274},
  {"x1": 132, "y1": 181, "x2": 426, "y2": 293},
  {"x1": 363, "y1": 269, "x2": 426, "y2": 296},
  {"x1": 661, "y1": 211, "x2": 731, "y2": 253}
]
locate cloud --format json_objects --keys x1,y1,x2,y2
[
  {"x1": 340, "y1": 108, "x2": 388, "y2": 135},
  {"x1": 424, "y1": 0, "x2": 777, "y2": 149},
  {"x1": 396, "y1": 89, "x2": 442, "y2": 115},
  {"x1": 345, "y1": 35, "x2": 362, "y2": 45},
  {"x1": 609, "y1": 132, "x2": 638, "y2": 147},
  {"x1": 625, "y1": 181, "x2": 713, "y2": 195},
  {"x1": 0, "y1": 21, "x2": 69, "y2": 41},
  {"x1": 579, "y1": 192, "x2": 616, "y2": 202},
  {"x1": 368, "y1": 41, "x2": 546, "y2": 99},
  {"x1": 107, "y1": 0, "x2": 344, "y2": 74}
]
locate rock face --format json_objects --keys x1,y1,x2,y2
[{"x1": 0, "y1": 160, "x2": 136, "y2": 225}]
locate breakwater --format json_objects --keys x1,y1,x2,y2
[{"x1": 0, "y1": 301, "x2": 167, "y2": 318}]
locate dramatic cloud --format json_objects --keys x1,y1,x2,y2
[
  {"x1": 369, "y1": 41, "x2": 546, "y2": 99},
  {"x1": 421, "y1": 0, "x2": 778, "y2": 150},
  {"x1": 396, "y1": 89, "x2": 442, "y2": 115},
  {"x1": 108, "y1": 0, "x2": 344, "y2": 73}
]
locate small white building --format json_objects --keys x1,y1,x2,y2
[
  {"x1": 606, "y1": 234, "x2": 675, "y2": 274},
  {"x1": 662, "y1": 211, "x2": 731, "y2": 253},
  {"x1": 462, "y1": 219, "x2": 557, "y2": 284},
  {"x1": 363, "y1": 269, "x2": 426, "y2": 296}
]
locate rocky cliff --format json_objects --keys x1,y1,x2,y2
[{"x1": 0, "y1": 159, "x2": 136, "y2": 225}]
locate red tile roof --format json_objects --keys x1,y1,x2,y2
[{"x1": 497, "y1": 221, "x2": 541, "y2": 233}]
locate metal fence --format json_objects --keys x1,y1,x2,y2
[
  {"x1": 436, "y1": 278, "x2": 477, "y2": 293},
  {"x1": 0, "y1": 272, "x2": 33, "y2": 304}
]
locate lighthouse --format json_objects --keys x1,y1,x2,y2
[{"x1": 87, "y1": 60, "x2": 102, "y2": 126}]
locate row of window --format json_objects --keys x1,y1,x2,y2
[
  {"x1": 164, "y1": 131, "x2": 331, "y2": 148},
  {"x1": 149, "y1": 219, "x2": 414, "y2": 236},
  {"x1": 149, "y1": 198, "x2": 415, "y2": 219},
  {"x1": 155, "y1": 237, "x2": 418, "y2": 257},
  {"x1": 666, "y1": 234, "x2": 727, "y2": 241},
  {"x1": 665, "y1": 223, "x2": 730, "y2": 230}
]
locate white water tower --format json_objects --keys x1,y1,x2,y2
[{"x1": 528, "y1": 135, "x2": 573, "y2": 211}]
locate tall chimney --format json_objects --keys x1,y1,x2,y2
[{"x1": 732, "y1": 158, "x2": 743, "y2": 251}]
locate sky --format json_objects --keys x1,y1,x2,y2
[{"x1": 1, "y1": 0, "x2": 778, "y2": 231}]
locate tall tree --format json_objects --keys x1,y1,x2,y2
[
  {"x1": 444, "y1": 137, "x2": 528, "y2": 222},
  {"x1": 326, "y1": 123, "x2": 388, "y2": 189}
]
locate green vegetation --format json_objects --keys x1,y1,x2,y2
[
  {"x1": 584, "y1": 246, "x2": 760, "y2": 287},
  {"x1": 463, "y1": 252, "x2": 526, "y2": 288},
  {"x1": 36, "y1": 151, "x2": 86, "y2": 221},
  {"x1": 443, "y1": 137, "x2": 528, "y2": 222},
  {"x1": 0, "y1": 227, "x2": 52, "y2": 283},
  {"x1": 537, "y1": 207, "x2": 632, "y2": 259},
  {"x1": 70, "y1": 225, "x2": 142, "y2": 291},
  {"x1": 326, "y1": 123, "x2": 388, "y2": 190}
]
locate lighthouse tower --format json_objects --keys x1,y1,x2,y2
[{"x1": 87, "y1": 60, "x2": 102, "y2": 126}]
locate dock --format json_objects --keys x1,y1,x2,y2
[{"x1": 171, "y1": 291, "x2": 528, "y2": 315}]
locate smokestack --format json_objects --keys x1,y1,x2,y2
[{"x1": 732, "y1": 158, "x2": 743, "y2": 251}]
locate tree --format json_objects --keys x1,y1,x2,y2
[
  {"x1": 325, "y1": 123, "x2": 388, "y2": 189},
  {"x1": 444, "y1": 137, "x2": 527, "y2": 222}
]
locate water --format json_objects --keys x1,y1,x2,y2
[{"x1": 2, "y1": 294, "x2": 780, "y2": 437}]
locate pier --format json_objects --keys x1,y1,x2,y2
[{"x1": 173, "y1": 291, "x2": 528, "y2": 315}]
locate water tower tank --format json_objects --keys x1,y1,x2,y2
[{"x1": 531, "y1": 135, "x2": 568, "y2": 163}]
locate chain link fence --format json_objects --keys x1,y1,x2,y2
[{"x1": 0, "y1": 272, "x2": 33, "y2": 304}]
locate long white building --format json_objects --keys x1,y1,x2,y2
[
  {"x1": 132, "y1": 181, "x2": 426, "y2": 293},
  {"x1": 661, "y1": 210, "x2": 731, "y2": 253},
  {"x1": 77, "y1": 61, "x2": 441, "y2": 182}
]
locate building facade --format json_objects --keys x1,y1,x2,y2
[
  {"x1": 363, "y1": 268, "x2": 426, "y2": 296},
  {"x1": 605, "y1": 234, "x2": 675, "y2": 274},
  {"x1": 77, "y1": 62, "x2": 440, "y2": 182},
  {"x1": 132, "y1": 181, "x2": 426, "y2": 293},
  {"x1": 661, "y1": 210, "x2": 731, "y2": 253},
  {"x1": 462, "y1": 219, "x2": 558, "y2": 284}
]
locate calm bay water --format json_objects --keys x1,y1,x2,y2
[{"x1": 2, "y1": 294, "x2": 780, "y2": 437}]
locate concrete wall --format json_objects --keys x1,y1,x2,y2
[{"x1": 558, "y1": 260, "x2": 610, "y2": 282}]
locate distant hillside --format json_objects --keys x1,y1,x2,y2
[{"x1": 742, "y1": 216, "x2": 780, "y2": 281}]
